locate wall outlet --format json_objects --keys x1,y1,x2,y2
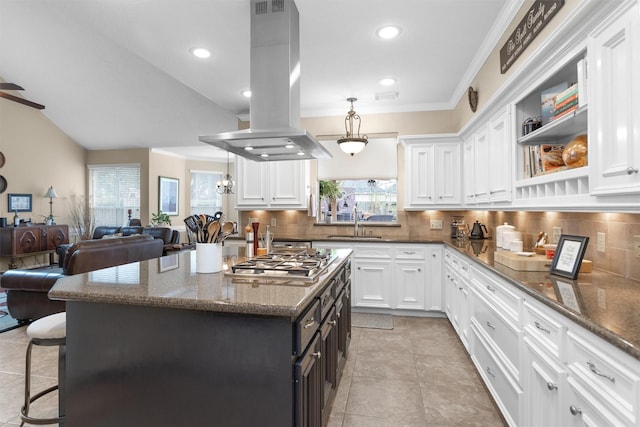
[
  {"x1": 634, "y1": 235, "x2": 640, "y2": 258},
  {"x1": 552, "y1": 227, "x2": 562, "y2": 243},
  {"x1": 271, "y1": 217, "x2": 277, "y2": 227},
  {"x1": 430, "y1": 219, "x2": 443, "y2": 230},
  {"x1": 597, "y1": 232, "x2": 606, "y2": 253}
]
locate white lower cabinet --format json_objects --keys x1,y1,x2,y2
[
  {"x1": 351, "y1": 247, "x2": 393, "y2": 309},
  {"x1": 316, "y1": 242, "x2": 443, "y2": 312},
  {"x1": 523, "y1": 336, "x2": 567, "y2": 427},
  {"x1": 448, "y1": 253, "x2": 640, "y2": 427}
]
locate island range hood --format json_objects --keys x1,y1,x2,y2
[{"x1": 200, "y1": 0, "x2": 332, "y2": 162}]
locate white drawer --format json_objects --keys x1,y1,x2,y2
[
  {"x1": 471, "y1": 324, "x2": 522, "y2": 427},
  {"x1": 567, "y1": 374, "x2": 635, "y2": 427},
  {"x1": 471, "y1": 265, "x2": 522, "y2": 322},
  {"x1": 394, "y1": 246, "x2": 426, "y2": 260},
  {"x1": 471, "y1": 288, "x2": 522, "y2": 382},
  {"x1": 523, "y1": 300, "x2": 566, "y2": 360},
  {"x1": 566, "y1": 329, "x2": 640, "y2": 417},
  {"x1": 352, "y1": 245, "x2": 392, "y2": 259}
]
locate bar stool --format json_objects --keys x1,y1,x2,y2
[{"x1": 21, "y1": 312, "x2": 66, "y2": 426}]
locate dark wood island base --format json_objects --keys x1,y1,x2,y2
[{"x1": 52, "y1": 249, "x2": 352, "y2": 427}]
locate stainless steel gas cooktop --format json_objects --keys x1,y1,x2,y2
[{"x1": 226, "y1": 248, "x2": 336, "y2": 282}]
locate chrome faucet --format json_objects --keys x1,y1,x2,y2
[{"x1": 353, "y1": 205, "x2": 359, "y2": 237}]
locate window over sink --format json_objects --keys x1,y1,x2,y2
[{"x1": 319, "y1": 179, "x2": 397, "y2": 223}]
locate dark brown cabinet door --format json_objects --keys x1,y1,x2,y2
[
  {"x1": 44, "y1": 225, "x2": 69, "y2": 250},
  {"x1": 295, "y1": 333, "x2": 322, "y2": 427},
  {"x1": 15, "y1": 227, "x2": 42, "y2": 254}
]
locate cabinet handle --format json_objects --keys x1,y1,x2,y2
[
  {"x1": 627, "y1": 167, "x2": 639, "y2": 175},
  {"x1": 587, "y1": 360, "x2": 615, "y2": 383},
  {"x1": 569, "y1": 406, "x2": 582, "y2": 416},
  {"x1": 486, "y1": 321, "x2": 496, "y2": 330},
  {"x1": 547, "y1": 382, "x2": 558, "y2": 391},
  {"x1": 404, "y1": 251, "x2": 416, "y2": 255},
  {"x1": 336, "y1": 313, "x2": 341, "y2": 319},
  {"x1": 486, "y1": 285, "x2": 495, "y2": 292},
  {"x1": 458, "y1": 287, "x2": 464, "y2": 291},
  {"x1": 329, "y1": 320, "x2": 337, "y2": 326},
  {"x1": 311, "y1": 351, "x2": 321, "y2": 360},
  {"x1": 534, "y1": 321, "x2": 551, "y2": 334},
  {"x1": 303, "y1": 318, "x2": 315, "y2": 329},
  {"x1": 486, "y1": 367, "x2": 495, "y2": 378}
]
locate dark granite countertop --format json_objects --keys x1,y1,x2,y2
[
  {"x1": 443, "y1": 239, "x2": 640, "y2": 361},
  {"x1": 50, "y1": 247, "x2": 352, "y2": 319}
]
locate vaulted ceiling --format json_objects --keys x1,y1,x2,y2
[{"x1": 0, "y1": 0, "x2": 518, "y2": 160}]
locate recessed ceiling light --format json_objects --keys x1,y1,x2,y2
[
  {"x1": 297, "y1": 151, "x2": 305, "y2": 156},
  {"x1": 379, "y1": 77, "x2": 397, "y2": 86},
  {"x1": 285, "y1": 144, "x2": 295, "y2": 149},
  {"x1": 376, "y1": 26, "x2": 401, "y2": 39},
  {"x1": 241, "y1": 90, "x2": 252, "y2": 98},
  {"x1": 244, "y1": 146, "x2": 254, "y2": 151},
  {"x1": 190, "y1": 47, "x2": 211, "y2": 58},
  {"x1": 261, "y1": 153, "x2": 269, "y2": 158}
]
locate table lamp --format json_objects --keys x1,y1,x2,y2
[{"x1": 44, "y1": 186, "x2": 58, "y2": 225}]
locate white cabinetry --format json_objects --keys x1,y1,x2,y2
[
  {"x1": 443, "y1": 248, "x2": 470, "y2": 349},
  {"x1": 588, "y1": 1, "x2": 640, "y2": 196},
  {"x1": 316, "y1": 242, "x2": 443, "y2": 313},
  {"x1": 464, "y1": 106, "x2": 512, "y2": 205},
  {"x1": 402, "y1": 136, "x2": 461, "y2": 208},
  {"x1": 351, "y1": 245, "x2": 393, "y2": 309},
  {"x1": 236, "y1": 158, "x2": 309, "y2": 209}
]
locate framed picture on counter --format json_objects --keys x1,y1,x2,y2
[
  {"x1": 8, "y1": 193, "x2": 32, "y2": 212},
  {"x1": 159, "y1": 176, "x2": 179, "y2": 216},
  {"x1": 550, "y1": 234, "x2": 589, "y2": 280}
]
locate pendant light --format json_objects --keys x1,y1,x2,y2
[
  {"x1": 337, "y1": 98, "x2": 368, "y2": 156},
  {"x1": 216, "y1": 152, "x2": 234, "y2": 194}
]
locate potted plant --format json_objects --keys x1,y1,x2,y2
[
  {"x1": 66, "y1": 193, "x2": 95, "y2": 241},
  {"x1": 319, "y1": 180, "x2": 341, "y2": 222},
  {"x1": 150, "y1": 210, "x2": 171, "y2": 226}
]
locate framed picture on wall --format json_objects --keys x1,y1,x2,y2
[
  {"x1": 8, "y1": 193, "x2": 32, "y2": 212},
  {"x1": 159, "y1": 176, "x2": 179, "y2": 216}
]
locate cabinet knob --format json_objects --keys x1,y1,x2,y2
[
  {"x1": 329, "y1": 320, "x2": 337, "y2": 326},
  {"x1": 432, "y1": 253, "x2": 437, "y2": 258},
  {"x1": 627, "y1": 167, "x2": 639, "y2": 175},
  {"x1": 569, "y1": 406, "x2": 582, "y2": 416},
  {"x1": 311, "y1": 351, "x2": 321, "y2": 360},
  {"x1": 417, "y1": 268, "x2": 422, "y2": 272},
  {"x1": 357, "y1": 266, "x2": 361, "y2": 270},
  {"x1": 546, "y1": 382, "x2": 557, "y2": 391}
]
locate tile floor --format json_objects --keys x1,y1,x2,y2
[{"x1": 0, "y1": 316, "x2": 505, "y2": 426}]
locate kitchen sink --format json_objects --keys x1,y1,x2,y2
[{"x1": 325, "y1": 235, "x2": 383, "y2": 240}]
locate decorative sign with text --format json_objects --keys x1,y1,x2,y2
[{"x1": 499, "y1": 0, "x2": 565, "y2": 74}]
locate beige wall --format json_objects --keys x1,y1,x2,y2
[
  {"x1": 0, "y1": 90, "x2": 86, "y2": 269},
  {"x1": 452, "y1": 0, "x2": 580, "y2": 129},
  {"x1": 149, "y1": 151, "x2": 186, "y2": 226}
]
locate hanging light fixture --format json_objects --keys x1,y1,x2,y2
[
  {"x1": 337, "y1": 97, "x2": 368, "y2": 156},
  {"x1": 216, "y1": 152, "x2": 235, "y2": 194}
]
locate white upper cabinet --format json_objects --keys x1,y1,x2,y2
[
  {"x1": 236, "y1": 158, "x2": 309, "y2": 209},
  {"x1": 464, "y1": 107, "x2": 512, "y2": 205},
  {"x1": 588, "y1": 1, "x2": 640, "y2": 196},
  {"x1": 402, "y1": 135, "x2": 461, "y2": 208}
]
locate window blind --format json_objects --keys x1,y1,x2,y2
[
  {"x1": 88, "y1": 164, "x2": 141, "y2": 226},
  {"x1": 190, "y1": 170, "x2": 223, "y2": 216}
]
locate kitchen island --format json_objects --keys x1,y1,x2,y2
[{"x1": 49, "y1": 247, "x2": 352, "y2": 427}]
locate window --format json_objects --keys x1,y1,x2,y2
[
  {"x1": 320, "y1": 179, "x2": 397, "y2": 222},
  {"x1": 89, "y1": 164, "x2": 140, "y2": 226},
  {"x1": 190, "y1": 170, "x2": 223, "y2": 216}
]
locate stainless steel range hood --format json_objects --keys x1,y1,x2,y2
[{"x1": 200, "y1": 0, "x2": 331, "y2": 162}]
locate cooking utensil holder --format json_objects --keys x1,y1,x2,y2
[{"x1": 196, "y1": 243, "x2": 222, "y2": 273}]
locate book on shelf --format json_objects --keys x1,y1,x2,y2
[
  {"x1": 554, "y1": 93, "x2": 578, "y2": 111},
  {"x1": 541, "y1": 82, "x2": 569, "y2": 125},
  {"x1": 553, "y1": 104, "x2": 579, "y2": 120},
  {"x1": 554, "y1": 83, "x2": 578, "y2": 104}
]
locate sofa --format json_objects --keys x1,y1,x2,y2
[
  {"x1": 56, "y1": 226, "x2": 179, "y2": 265},
  {"x1": 1, "y1": 234, "x2": 164, "y2": 322}
]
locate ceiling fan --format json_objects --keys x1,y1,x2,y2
[{"x1": 0, "y1": 83, "x2": 45, "y2": 110}]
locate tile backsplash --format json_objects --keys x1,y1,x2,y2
[{"x1": 240, "y1": 210, "x2": 640, "y2": 282}]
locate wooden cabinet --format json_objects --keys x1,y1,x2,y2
[
  {"x1": 402, "y1": 136, "x2": 461, "y2": 208},
  {"x1": 588, "y1": 1, "x2": 640, "y2": 196},
  {"x1": 0, "y1": 224, "x2": 69, "y2": 268},
  {"x1": 236, "y1": 158, "x2": 309, "y2": 209}
]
